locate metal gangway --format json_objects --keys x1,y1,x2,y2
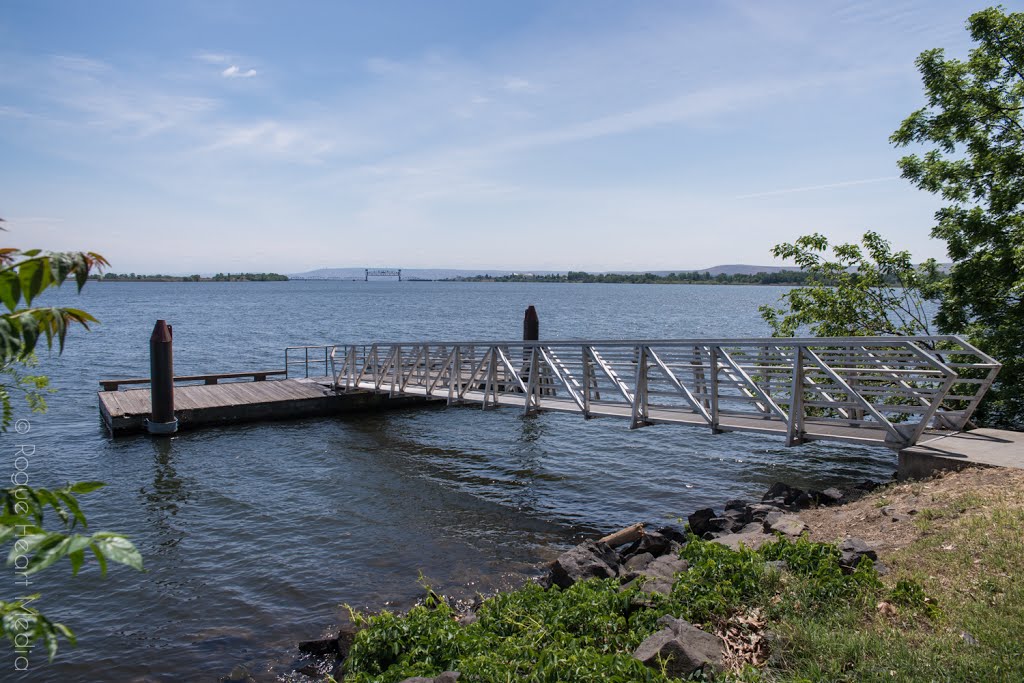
[{"x1": 316, "y1": 336, "x2": 998, "y2": 451}]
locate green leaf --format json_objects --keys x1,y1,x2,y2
[
  {"x1": 7, "y1": 532, "x2": 48, "y2": 565},
  {"x1": 91, "y1": 533, "x2": 143, "y2": 572},
  {"x1": 24, "y1": 536, "x2": 72, "y2": 576},
  {"x1": 54, "y1": 491, "x2": 87, "y2": 529},
  {"x1": 68, "y1": 549, "x2": 85, "y2": 576},
  {"x1": 67, "y1": 481, "x2": 105, "y2": 495},
  {"x1": 18, "y1": 258, "x2": 51, "y2": 305},
  {"x1": 89, "y1": 541, "x2": 108, "y2": 576},
  {"x1": 0, "y1": 269, "x2": 20, "y2": 311}
]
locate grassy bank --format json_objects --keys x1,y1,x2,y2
[{"x1": 325, "y1": 468, "x2": 1024, "y2": 682}]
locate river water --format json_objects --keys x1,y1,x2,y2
[{"x1": 11, "y1": 281, "x2": 896, "y2": 682}]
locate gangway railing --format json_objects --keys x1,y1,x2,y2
[
  {"x1": 284, "y1": 345, "x2": 333, "y2": 379},
  {"x1": 323, "y1": 336, "x2": 1000, "y2": 450}
]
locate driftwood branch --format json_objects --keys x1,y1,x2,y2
[{"x1": 598, "y1": 522, "x2": 645, "y2": 547}]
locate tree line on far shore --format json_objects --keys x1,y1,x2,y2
[
  {"x1": 452, "y1": 270, "x2": 815, "y2": 285},
  {"x1": 92, "y1": 272, "x2": 289, "y2": 282}
]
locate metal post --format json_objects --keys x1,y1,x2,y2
[{"x1": 147, "y1": 319, "x2": 178, "y2": 434}]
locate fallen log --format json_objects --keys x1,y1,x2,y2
[{"x1": 598, "y1": 522, "x2": 645, "y2": 547}]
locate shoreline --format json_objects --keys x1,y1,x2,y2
[
  {"x1": 277, "y1": 475, "x2": 888, "y2": 682},
  {"x1": 269, "y1": 464, "x2": 1024, "y2": 682}
]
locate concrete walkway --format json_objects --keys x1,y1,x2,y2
[{"x1": 898, "y1": 428, "x2": 1024, "y2": 480}]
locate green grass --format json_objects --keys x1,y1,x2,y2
[{"x1": 766, "y1": 487, "x2": 1024, "y2": 682}]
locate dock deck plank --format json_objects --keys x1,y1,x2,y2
[{"x1": 98, "y1": 378, "x2": 420, "y2": 434}]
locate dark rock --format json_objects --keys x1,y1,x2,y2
[
  {"x1": 838, "y1": 537, "x2": 878, "y2": 572},
  {"x1": 747, "y1": 503, "x2": 784, "y2": 522},
  {"x1": 792, "y1": 491, "x2": 815, "y2": 509},
  {"x1": 634, "y1": 616, "x2": 725, "y2": 677},
  {"x1": 738, "y1": 522, "x2": 764, "y2": 534},
  {"x1": 763, "y1": 482, "x2": 801, "y2": 504},
  {"x1": 854, "y1": 479, "x2": 882, "y2": 492},
  {"x1": 337, "y1": 623, "x2": 357, "y2": 661},
  {"x1": 722, "y1": 507, "x2": 751, "y2": 531},
  {"x1": 296, "y1": 663, "x2": 324, "y2": 678},
  {"x1": 652, "y1": 525, "x2": 689, "y2": 546},
  {"x1": 724, "y1": 498, "x2": 748, "y2": 512},
  {"x1": 687, "y1": 508, "x2": 717, "y2": 537},
  {"x1": 634, "y1": 530, "x2": 673, "y2": 557},
  {"x1": 436, "y1": 673, "x2": 461, "y2": 682},
  {"x1": 298, "y1": 637, "x2": 338, "y2": 657},
  {"x1": 399, "y1": 678, "x2": 435, "y2": 683},
  {"x1": 706, "y1": 517, "x2": 734, "y2": 534},
  {"x1": 548, "y1": 541, "x2": 619, "y2": 589}
]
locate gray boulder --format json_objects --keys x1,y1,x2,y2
[
  {"x1": 712, "y1": 529, "x2": 771, "y2": 551},
  {"x1": 634, "y1": 616, "x2": 724, "y2": 677},
  {"x1": 819, "y1": 487, "x2": 844, "y2": 505},
  {"x1": 548, "y1": 541, "x2": 619, "y2": 589},
  {"x1": 764, "y1": 513, "x2": 808, "y2": 537},
  {"x1": 623, "y1": 552, "x2": 655, "y2": 573},
  {"x1": 747, "y1": 503, "x2": 784, "y2": 522}
]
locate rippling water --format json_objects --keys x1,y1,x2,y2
[{"x1": 11, "y1": 281, "x2": 897, "y2": 682}]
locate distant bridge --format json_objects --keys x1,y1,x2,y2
[
  {"x1": 316, "y1": 335, "x2": 1000, "y2": 451},
  {"x1": 365, "y1": 268, "x2": 401, "y2": 281}
]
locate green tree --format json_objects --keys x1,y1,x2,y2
[
  {"x1": 891, "y1": 6, "x2": 1024, "y2": 427},
  {"x1": 759, "y1": 231, "x2": 942, "y2": 339},
  {"x1": 0, "y1": 231, "x2": 143, "y2": 663}
]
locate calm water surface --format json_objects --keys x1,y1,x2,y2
[{"x1": 13, "y1": 282, "x2": 897, "y2": 682}]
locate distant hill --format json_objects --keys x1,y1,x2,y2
[{"x1": 290, "y1": 265, "x2": 798, "y2": 279}]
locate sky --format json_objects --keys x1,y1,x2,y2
[{"x1": 0, "y1": 1, "x2": 1015, "y2": 274}]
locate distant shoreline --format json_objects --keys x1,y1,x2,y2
[{"x1": 92, "y1": 273, "x2": 289, "y2": 282}]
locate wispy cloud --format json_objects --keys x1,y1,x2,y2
[
  {"x1": 222, "y1": 65, "x2": 257, "y2": 79},
  {"x1": 201, "y1": 120, "x2": 333, "y2": 159},
  {"x1": 733, "y1": 176, "x2": 901, "y2": 199},
  {"x1": 195, "y1": 52, "x2": 230, "y2": 64}
]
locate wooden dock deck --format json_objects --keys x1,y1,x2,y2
[{"x1": 98, "y1": 378, "x2": 430, "y2": 434}]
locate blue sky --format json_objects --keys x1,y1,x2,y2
[{"x1": 0, "y1": 1, "x2": 1011, "y2": 273}]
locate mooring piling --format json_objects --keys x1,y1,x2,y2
[
  {"x1": 523, "y1": 305, "x2": 539, "y2": 342},
  {"x1": 147, "y1": 319, "x2": 178, "y2": 434}
]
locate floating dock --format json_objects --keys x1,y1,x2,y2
[{"x1": 98, "y1": 374, "x2": 430, "y2": 434}]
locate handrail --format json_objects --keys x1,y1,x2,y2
[
  {"x1": 318, "y1": 335, "x2": 1000, "y2": 451},
  {"x1": 99, "y1": 370, "x2": 285, "y2": 391},
  {"x1": 284, "y1": 345, "x2": 334, "y2": 379}
]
